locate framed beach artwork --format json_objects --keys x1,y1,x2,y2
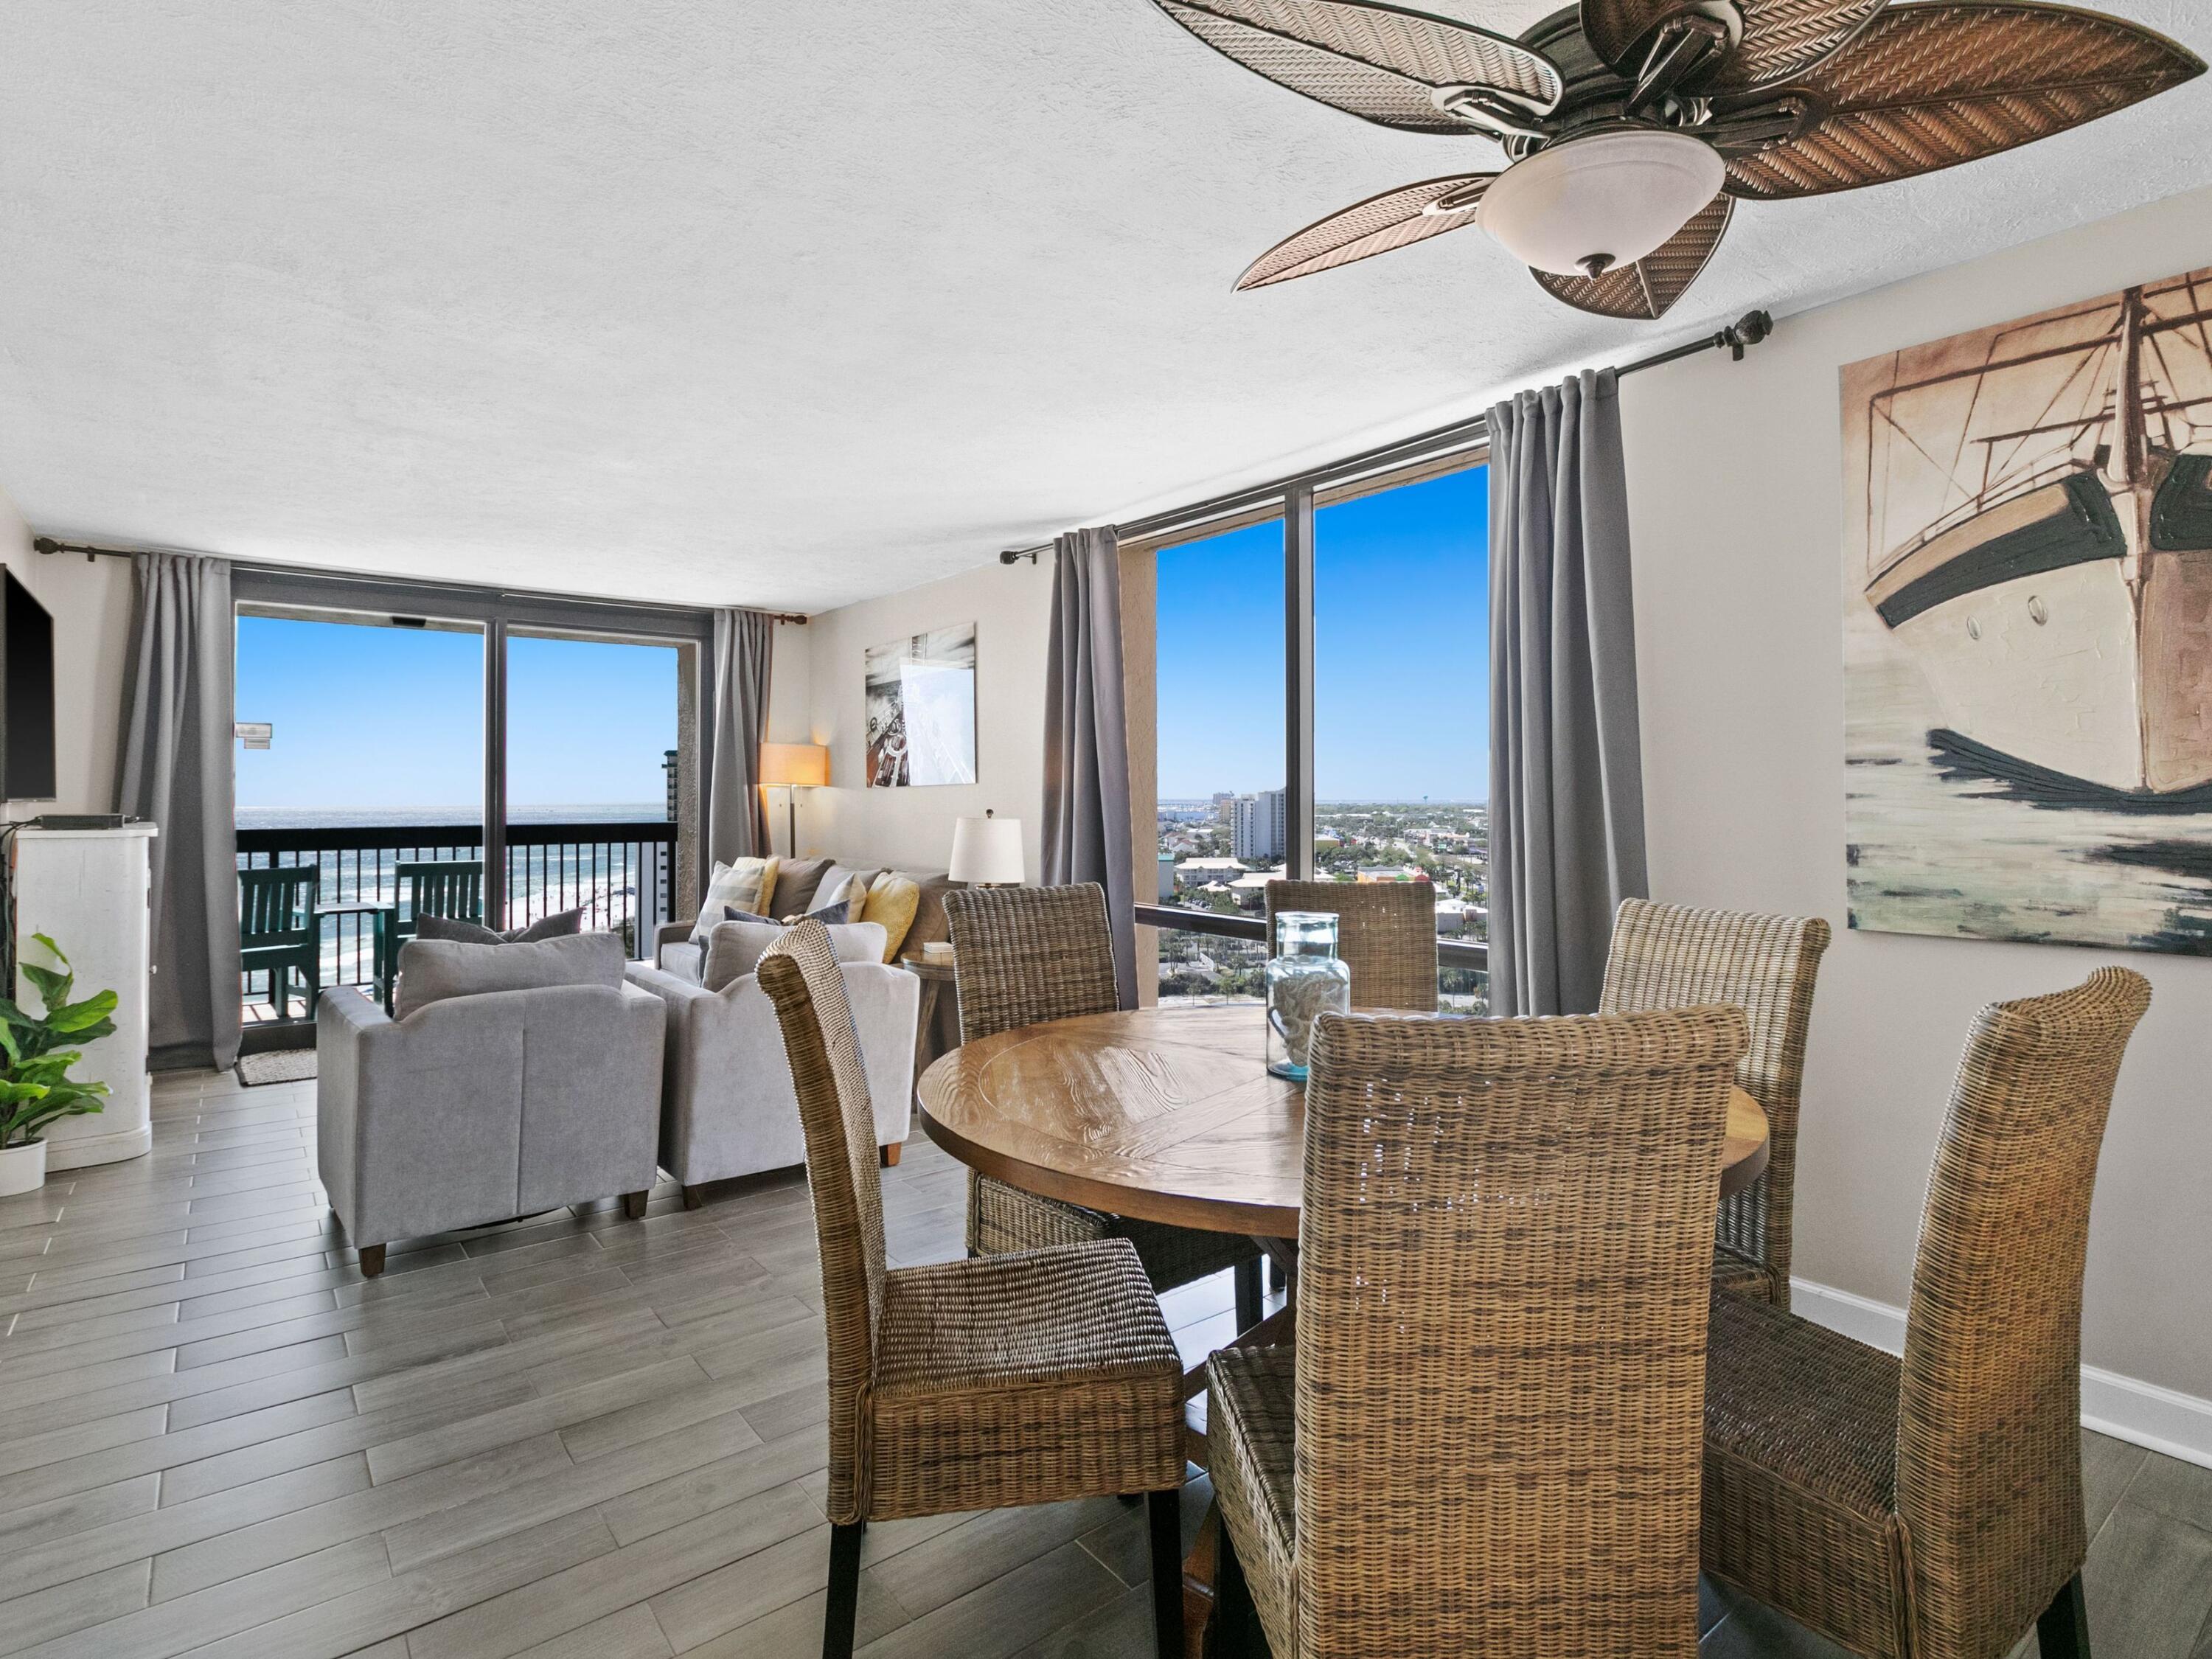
[
  {"x1": 865, "y1": 624, "x2": 978, "y2": 787},
  {"x1": 1844, "y1": 265, "x2": 2212, "y2": 954}
]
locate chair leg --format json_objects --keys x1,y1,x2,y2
[
  {"x1": 682, "y1": 1186, "x2": 705, "y2": 1211},
  {"x1": 879, "y1": 1142, "x2": 901, "y2": 1167},
  {"x1": 1234, "y1": 1257, "x2": 1262, "y2": 1332},
  {"x1": 1214, "y1": 1509, "x2": 1259, "y2": 1658},
  {"x1": 358, "y1": 1245, "x2": 386, "y2": 1279},
  {"x1": 2037, "y1": 1573, "x2": 2090, "y2": 1658},
  {"x1": 622, "y1": 1190, "x2": 649, "y2": 1220},
  {"x1": 823, "y1": 1519, "x2": 866, "y2": 1659},
  {"x1": 1147, "y1": 1489, "x2": 1185, "y2": 1659}
]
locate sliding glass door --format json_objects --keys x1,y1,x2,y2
[
  {"x1": 504, "y1": 629, "x2": 681, "y2": 955},
  {"x1": 233, "y1": 608, "x2": 488, "y2": 1020},
  {"x1": 233, "y1": 571, "x2": 709, "y2": 1033}
]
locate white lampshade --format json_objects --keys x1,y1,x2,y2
[
  {"x1": 949, "y1": 814, "x2": 1025, "y2": 886},
  {"x1": 1477, "y1": 131, "x2": 1724, "y2": 278}
]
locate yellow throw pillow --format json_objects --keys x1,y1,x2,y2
[{"x1": 859, "y1": 872, "x2": 921, "y2": 963}]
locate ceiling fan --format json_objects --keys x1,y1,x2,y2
[{"x1": 1146, "y1": 0, "x2": 2204, "y2": 319}]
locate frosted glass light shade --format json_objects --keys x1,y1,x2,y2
[
  {"x1": 1477, "y1": 131, "x2": 1725, "y2": 277},
  {"x1": 759, "y1": 742, "x2": 830, "y2": 788},
  {"x1": 949, "y1": 815, "x2": 1024, "y2": 885}
]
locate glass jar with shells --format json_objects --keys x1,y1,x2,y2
[{"x1": 1265, "y1": 910, "x2": 1351, "y2": 1082}]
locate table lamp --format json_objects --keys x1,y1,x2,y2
[
  {"x1": 948, "y1": 810, "x2": 1024, "y2": 888},
  {"x1": 759, "y1": 742, "x2": 830, "y2": 858}
]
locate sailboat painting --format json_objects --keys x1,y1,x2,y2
[{"x1": 1844, "y1": 266, "x2": 2212, "y2": 955}]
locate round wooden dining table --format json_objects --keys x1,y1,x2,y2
[
  {"x1": 917, "y1": 1003, "x2": 1770, "y2": 1239},
  {"x1": 918, "y1": 1002, "x2": 1769, "y2": 1651}
]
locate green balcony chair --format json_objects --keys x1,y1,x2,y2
[
  {"x1": 382, "y1": 859, "x2": 487, "y2": 1011},
  {"x1": 239, "y1": 866, "x2": 321, "y2": 1021}
]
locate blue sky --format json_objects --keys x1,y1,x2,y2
[
  {"x1": 1156, "y1": 464, "x2": 1489, "y2": 801},
  {"x1": 234, "y1": 619, "x2": 676, "y2": 813},
  {"x1": 237, "y1": 464, "x2": 1482, "y2": 815}
]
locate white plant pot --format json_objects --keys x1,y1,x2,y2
[{"x1": 0, "y1": 1138, "x2": 47, "y2": 1197}]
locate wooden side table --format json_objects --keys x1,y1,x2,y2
[{"x1": 898, "y1": 954, "x2": 959, "y2": 1114}]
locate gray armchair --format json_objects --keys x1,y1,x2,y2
[{"x1": 316, "y1": 978, "x2": 666, "y2": 1276}]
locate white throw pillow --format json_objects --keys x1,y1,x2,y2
[
  {"x1": 703, "y1": 919, "x2": 888, "y2": 992},
  {"x1": 811, "y1": 865, "x2": 878, "y2": 915}
]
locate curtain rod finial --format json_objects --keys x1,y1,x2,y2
[
  {"x1": 999, "y1": 549, "x2": 1038, "y2": 566},
  {"x1": 1725, "y1": 310, "x2": 1773, "y2": 359}
]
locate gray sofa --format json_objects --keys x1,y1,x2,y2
[
  {"x1": 627, "y1": 919, "x2": 917, "y2": 1202},
  {"x1": 316, "y1": 933, "x2": 666, "y2": 1276}
]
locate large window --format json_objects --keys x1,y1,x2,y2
[
  {"x1": 1142, "y1": 458, "x2": 1489, "y2": 1009},
  {"x1": 1315, "y1": 465, "x2": 1489, "y2": 1008},
  {"x1": 1153, "y1": 518, "x2": 1283, "y2": 1001},
  {"x1": 232, "y1": 572, "x2": 711, "y2": 1034}
]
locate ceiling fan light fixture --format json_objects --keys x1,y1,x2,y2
[{"x1": 1476, "y1": 129, "x2": 1725, "y2": 278}]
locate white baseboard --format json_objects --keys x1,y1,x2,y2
[{"x1": 1790, "y1": 1277, "x2": 2212, "y2": 1473}]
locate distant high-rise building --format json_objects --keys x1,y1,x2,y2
[
  {"x1": 1231, "y1": 788, "x2": 1287, "y2": 861},
  {"x1": 1211, "y1": 791, "x2": 1237, "y2": 825}
]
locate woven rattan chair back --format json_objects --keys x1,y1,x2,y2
[
  {"x1": 1265, "y1": 879, "x2": 1439, "y2": 1012},
  {"x1": 1896, "y1": 966, "x2": 2149, "y2": 1659},
  {"x1": 756, "y1": 920, "x2": 891, "y2": 1526},
  {"x1": 1296, "y1": 1003, "x2": 1749, "y2": 1658},
  {"x1": 1599, "y1": 898, "x2": 1832, "y2": 1304},
  {"x1": 942, "y1": 883, "x2": 1121, "y2": 1041}
]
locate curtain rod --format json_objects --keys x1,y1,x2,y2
[
  {"x1": 29, "y1": 537, "x2": 810, "y2": 625},
  {"x1": 1000, "y1": 307, "x2": 1773, "y2": 564}
]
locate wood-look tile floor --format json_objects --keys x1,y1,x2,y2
[{"x1": 0, "y1": 1068, "x2": 2199, "y2": 1658}]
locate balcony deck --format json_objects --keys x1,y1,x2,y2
[{"x1": 237, "y1": 820, "x2": 678, "y2": 1032}]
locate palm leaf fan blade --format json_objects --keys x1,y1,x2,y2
[
  {"x1": 1529, "y1": 195, "x2": 1733, "y2": 319},
  {"x1": 1152, "y1": 0, "x2": 1560, "y2": 132},
  {"x1": 1238, "y1": 174, "x2": 1496, "y2": 290},
  {"x1": 1581, "y1": 0, "x2": 1888, "y2": 92},
  {"x1": 1720, "y1": 2, "x2": 2207, "y2": 200}
]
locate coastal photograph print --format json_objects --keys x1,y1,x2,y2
[
  {"x1": 864, "y1": 623, "x2": 978, "y2": 787},
  {"x1": 1844, "y1": 265, "x2": 2212, "y2": 953}
]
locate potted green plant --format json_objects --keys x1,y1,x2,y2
[{"x1": 0, "y1": 934, "x2": 116, "y2": 1196}]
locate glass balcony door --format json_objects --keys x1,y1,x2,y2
[
  {"x1": 503, "y1": 628, "x2": 681, "y2": 956},
  {"x1": 233, "y1": 608, "x2": 488, "y2": 1018}
]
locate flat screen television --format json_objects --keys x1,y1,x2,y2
[{"x1": 1, "y1": 568, "x2": 56, "y2": 801}]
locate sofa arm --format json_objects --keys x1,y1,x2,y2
[
  {"x1": 842, "y1": 963, "x2": 919, "y2": 1152},
  {"x1": 654, "y1": 920, "x2": 693, "y2": 958},
  {"x1": 315, "y1": 986, "x2": 392, "y2": 1234}
]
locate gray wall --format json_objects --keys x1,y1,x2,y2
[
  {"x1": 0, "y1": 487, "x2": 134, "y2": 818},
  {"x1": 1621, "y1": 181, "x2": 2212, "y2": 1412}
]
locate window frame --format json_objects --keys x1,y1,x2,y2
[
  {"x1": 1133, "y1": 445, "x2": 1490, "y2": 976},
  {"x1": 233, "y1": 566, "x2": 716, "y2": 928}
]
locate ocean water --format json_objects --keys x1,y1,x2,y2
[
  {"x1": 237, "y1": 804, "x2": 665, "y2": 829},
  {"x1": 1844, "y1": 601, "x2": 2212, "y2": 955}
]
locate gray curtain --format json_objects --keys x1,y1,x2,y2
[
  {"x1": 115, "y1": 552, "x2": 243, "y2": 1070},
  {"x1": 1487, "y1": 368, "x2": 1648, "y2": 1015},
  {"x1": 1043, "y1": 526, "x2": 1138, "y2": 1009},
  {"x1": 703, "y1": 608, "x2": 774, "y2": 868}
]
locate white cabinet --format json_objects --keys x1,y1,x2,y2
[{"x1": 10, "y1": 824, "x2": 156, "y2": 1169}]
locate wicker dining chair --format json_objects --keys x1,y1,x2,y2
[
  {"x1": 1599, "y1": 897, "x2": 1832, "y2": 1306},
  {"x1": 756, "y1": 920, "x2": 1189, "y2": 1659},
  {"x1": 1263, "y1": 879, "x2": 1438, "y2": 1013},
  {"x1": 943, "y1": 883, "x2": 1266, "y2": 1324},
  {"x1": 1208, "y1": 1001, "x2": 1750, "y2": 1659},
  {"x1": 1702, "y1": 966, "x2": 2150, "y2": 1659}
]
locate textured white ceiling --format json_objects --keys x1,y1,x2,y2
[{"x1": 1, "y1": 1, "x2": 2207, "y2": 610}]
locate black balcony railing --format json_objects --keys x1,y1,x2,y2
[
  {"x1": 1135, "y1": 901, "x2": 1489, "y2": 1012},
  {"x1": 237, "y1": 820, "x2": 679, "y2": 1016}
]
